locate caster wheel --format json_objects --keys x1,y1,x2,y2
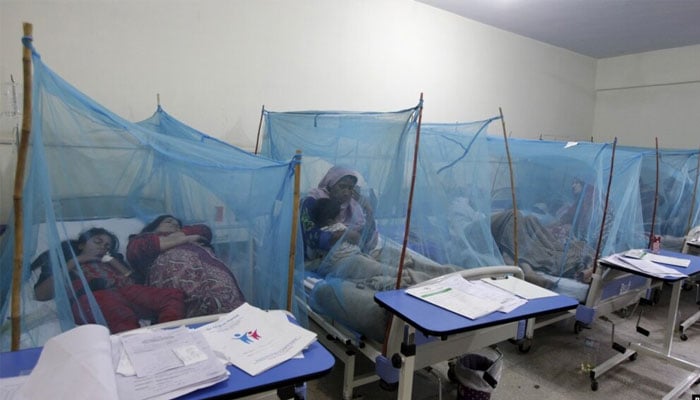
[
  {"x1": 616, "y1": 307, "x2": 631, "y2": 318},
  {"x1": 680, "y1": 333, "x2": 688, "y2": 341},
  {"x1": 574, "y1": 321, "x2": 583, "y2": 334},
  {"x1": 591, "y1": 380, "x2": 599, "y2": 391},
  {"x1": 628, "y1": 353, "x2": 638, "y2": 361},
  {"x1": 518, "y1": 339, "x2": 532, "y2": 353}
]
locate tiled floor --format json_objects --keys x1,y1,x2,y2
[{"x1": 305, "y1": 282, "x2": 700, "y2": 399}]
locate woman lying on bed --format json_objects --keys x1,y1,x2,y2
[
  {"x1": 127, "y1": 215, "x2": 246, "y2": 318},
  {"x1": 489, "y1": 177, "x2": 599, "y2": 291},
  {"x1": 33, "y1": 227, "x2": 185, "y2": 333}
]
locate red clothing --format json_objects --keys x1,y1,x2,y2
[
  {"x1": 72, "y1": 285, "x2": 184, "y2": 333},
  {"x1": 35, "y1": 255, "x2": 185, "y2": 334}
]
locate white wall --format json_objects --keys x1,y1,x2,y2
[
  {"x1": 593, "y1": 44, "x2": 700, "y2": 149},
  {"x1": 0, "y1": 0, "x2": 599, "y2": 223}
]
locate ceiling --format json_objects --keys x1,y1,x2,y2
[{"x1": 416, "y1": 0, "x2": 700, "y2": 59}]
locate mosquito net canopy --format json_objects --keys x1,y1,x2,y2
[
  {"x1": 487, "y1": 137, "x2": 646, "y2": 297},
  {"x1": 259, "y1": 106, "x2": 509, "y2": 342},
  {"x1": 0, "y1": 44, "x2": 303, "y2": 350},
  {"x1": 639, "y1": 148, "x2": 700, "y2": 246}
]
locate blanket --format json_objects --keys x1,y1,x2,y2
[{"x1": 490, "y1": 210, "x2": 594, "y2": 279}]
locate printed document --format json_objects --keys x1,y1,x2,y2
[
  {"x1": 405, "y1": 274, "x2": 523, "y2": 319},
  {"x1": 622, "y1": 249, "x2": 690, "y2": 268},
  {"x1": 602, "y1": 254, "x2": 688, "y2": 279},
  {"x1": 196, "y1": 303, "x2": 317, "y2": 376},
  {"x1": 10, "y1": 323, "x2": 228, "y2": 400},
  {"x1": 113, "y1": 327, "x2": 229, "y2": 400},
  {"x1": 483, "y1": 276, "x2": 559, "y2": 299}
]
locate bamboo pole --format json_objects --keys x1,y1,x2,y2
[
  {"x1": 686, "y1": 146, "x2": 700, "y2": 234},
  {"x1": 647, "y1": 137, "x2": 660, "y2": 248},
  {"x1": 254, "y1": 105, "x2": 265, "y2": 155},
  {"x1": 499, "y1": 107, "x2": 518, "y2": 265},
  {"x1": 593, "y1": 138, "x2": 617, "y2": 274},
  {"x1": 286, "y1": 150, "x2": 302, "y2": 311},
  {"x1": 11, "y1": 22, "x2": 33, "y2": 351}
]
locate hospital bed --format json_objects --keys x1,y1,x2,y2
[
  {"x1": 679, "y1": 226, "x2": 700, "y2": 341},
  {"x1": 1, "y1": 196, "x2": 256, "y2": 351},
  {"x1": 304, "y1": 265, "x2": 539, "y2": 400}
]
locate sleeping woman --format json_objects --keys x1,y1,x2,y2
[
  {"x1": 489, "y1": 177, "x2": 599, "y2": 290},
  {"x1": 33, "y1": 227, "x2": 185, "y2": 333},
  {"x1": 126, "y1": 215, "x2": 245, "y2": 318}
]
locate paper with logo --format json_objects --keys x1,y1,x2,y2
[{"x1": 195, "y1": 303, "x2": 317, "y2": 376}]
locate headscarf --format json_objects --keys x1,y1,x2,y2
[{"x1": 308, "y1": 166, "x2": 367, "y2": 230}]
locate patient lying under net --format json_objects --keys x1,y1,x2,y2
[
  {"x1": 32, "y1": 227, "x2": 185, "y2": 334},
  {"x1": 127, "y1": 215, "x2": 246, "y2": 318},
  {"x1": 491, "y1": 208, "x2": 595, "y2": 290}
]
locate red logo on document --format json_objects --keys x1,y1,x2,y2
[{"x1": 233, "y1": 329, "x2": 262, "y2": 344}]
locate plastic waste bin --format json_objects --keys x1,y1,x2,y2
[{"x1": 455, "y1": 347, "x2": 503, "y2": 400}]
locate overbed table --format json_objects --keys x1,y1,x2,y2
[
  {"x1": 0, "y1": 327, "x2": 334, "y2": 400},
  {"x1": 591, "y1": 249, "x2": 700, "y2": 400},
  {"x1": 374, "y1": 284, "x2": 579, "y2": 400}
]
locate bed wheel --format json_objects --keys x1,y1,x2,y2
[
  {"x1": 517, "y1": 339, "x2": 532, "y2": 353},
  {"x1": 680, "y1": 333, "x2": 688, "y2": 341},
  {"x1": 615, "y1": 307, "x2": 631, "y2": 318},
  {"x1": 591, "y1": 379, "x2": 599, "y2": 391},
  {"x1": 574, "y1": 321, "x2": 584, "y2": 334},
  {"x1": 628, "y1": 353, "x2": 638, "y2": 361}
]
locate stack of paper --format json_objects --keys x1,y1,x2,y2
[
  {"x1": 114, "y1": 327, "x2": 229, "y2": 400},
  {"x1": 11, "y1": 324, "x2": 229, "y2": 400},
  {"x1": 405, "y1": 274, "x2": 528, "y2": 319},
  {"x1": 622, "y1": 249, "x2": 690, "y2": 267},
  {"x1": 602, "y1": 252, "x2": 688, "y2": 279},
  {"x1": 196, "y1": 303, "x2": 318, "y2": 376}
]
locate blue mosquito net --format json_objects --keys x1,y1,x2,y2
[
  {"x1": 0, "y1": 44, "x2": 303, "y2": 350},
  {"x1": 259, "y1": 107, "x2": 506, "y2": 342},
  {"x1": 637, "y1": 147, "x2": 700, "y2": 248},
  {"x1": 408, "y1": 119, "x2": 504, "y2": 268},
  {"x1": 487, "y1": 137, "x2": 647, "y2": 299}
]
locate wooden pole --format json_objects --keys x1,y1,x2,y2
[
  {"x1": 11, "y1": 22, "x2": 33, "y2": 351},
  {"x1": 394, "y1": 94, "x2": 423, "y2": 290},
  {"x1": 499, "y1": 107, "x2": 519, "y2": 265},
  {"x1": 254, "y1": 105, "x2": 265, "y2": 155},
  {"x1": 286, "y1": 150, "x2": 302, "y2": 311},
  {"x1": 647, "y1": 137, "x2": 660, "y2": 248},
  {"x1": 593, "y1": 138, "x2": 617, "y2": 273},
  {"x1": 383, "y1": 95, "x2": 423, "y2": 355}
]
